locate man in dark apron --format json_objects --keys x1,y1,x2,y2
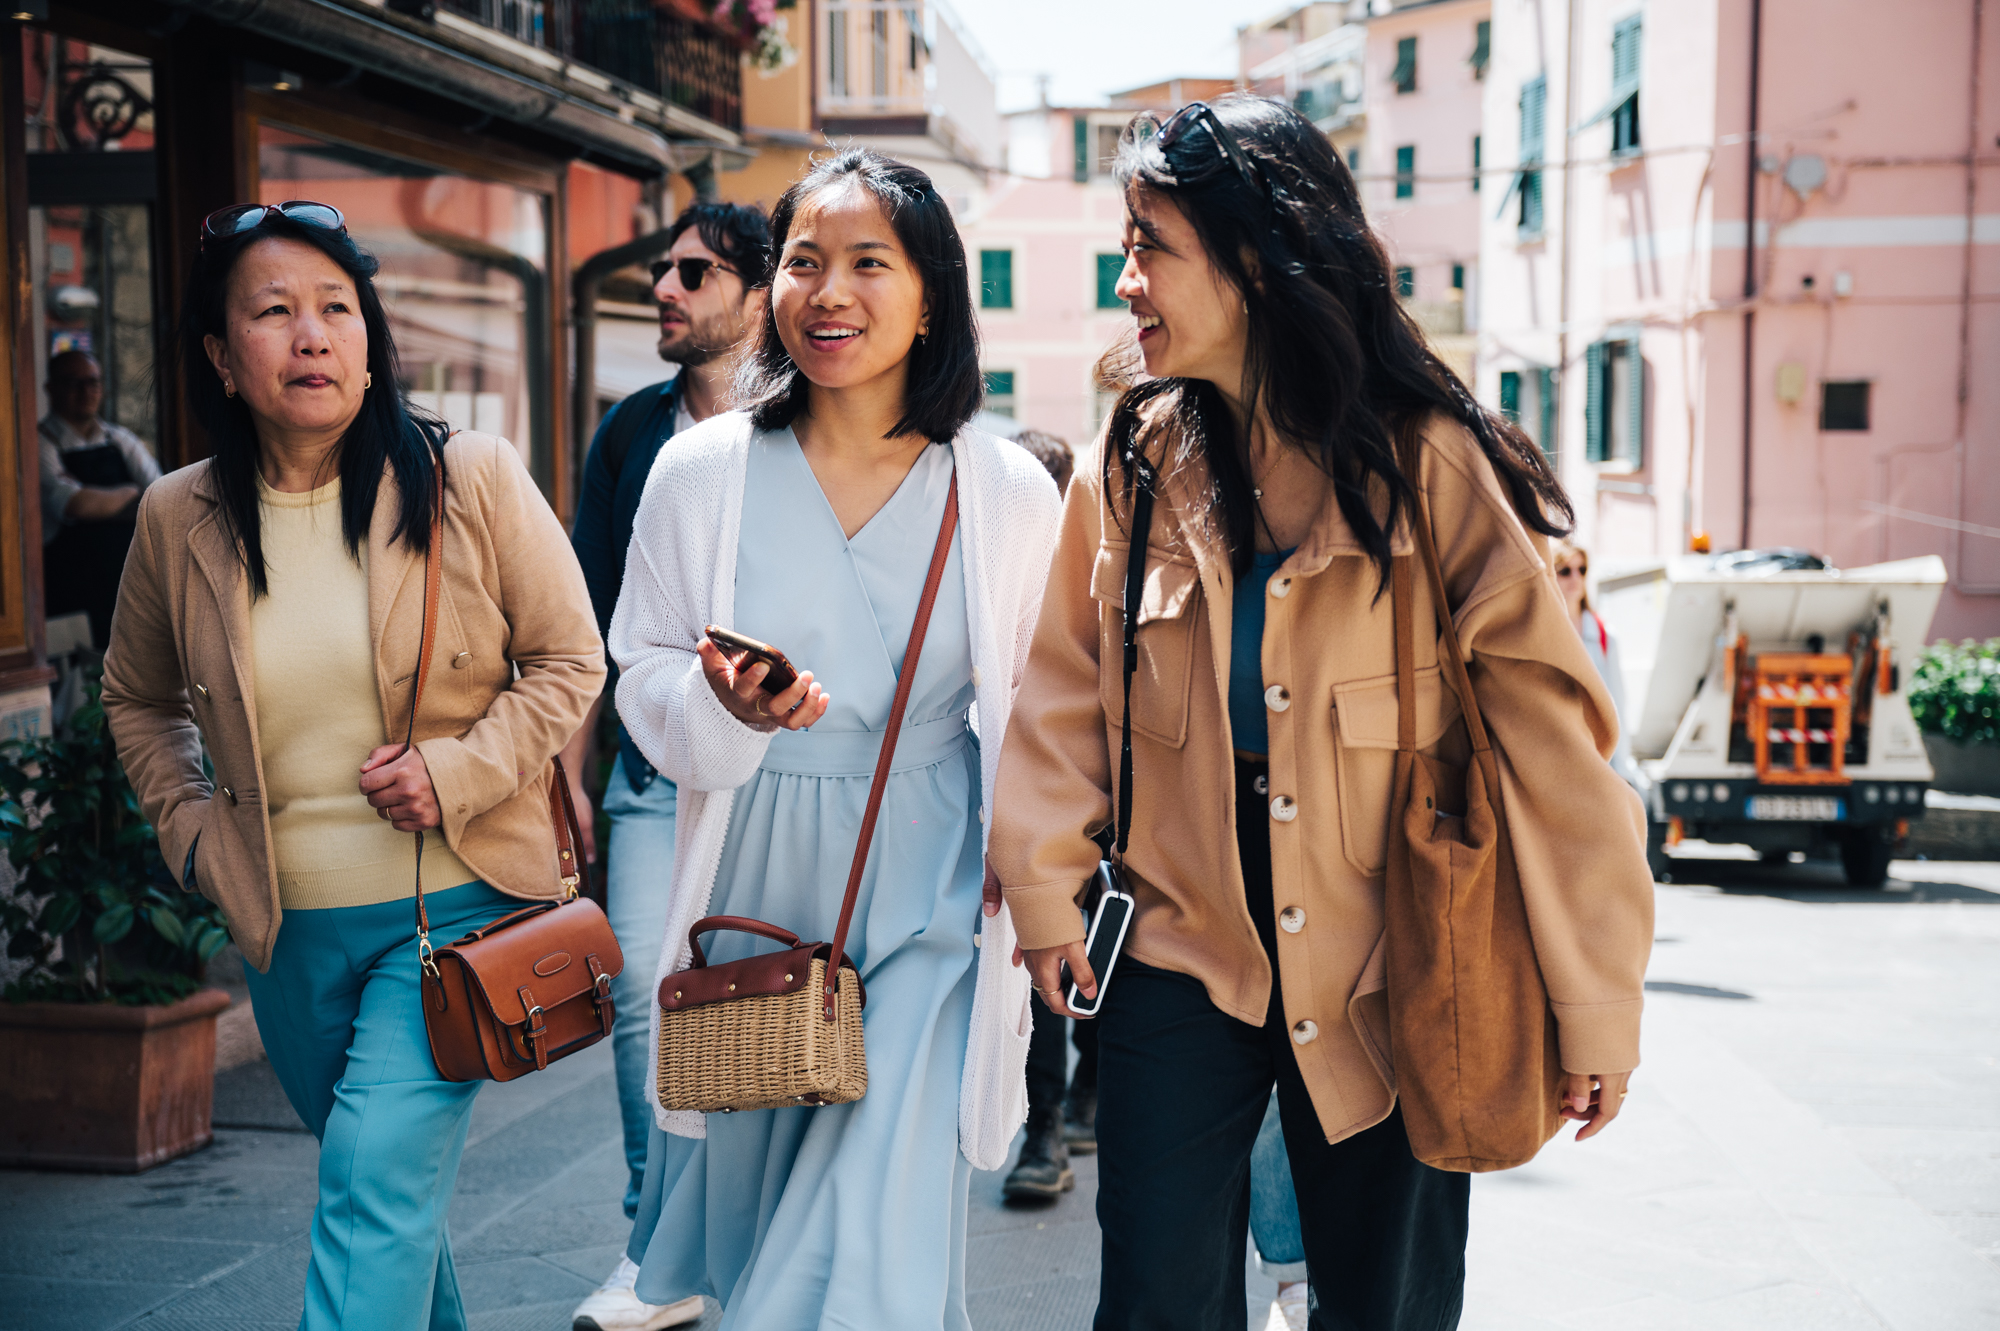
[{"x1": 38, "y1": 350, "x2": 162, "y2": 648}]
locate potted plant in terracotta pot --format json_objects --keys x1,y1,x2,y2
[
  {"x1": 1910, "y1": 639, "x2": 2000, "y2": 798},
  {"x1": 0, "y1": 672, "x2": 234, "y2": 1172}
]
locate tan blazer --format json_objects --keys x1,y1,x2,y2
[
  {"x1": 103, "y1": 432, "x2": 605, "y2": 971},
  {"x1": 989, "y1": 413, "x2": 1654, "y2": 1146}
]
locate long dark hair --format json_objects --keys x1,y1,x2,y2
[
  {"x1": 1100, "y1": 96, "x2": 1571, "y2": 587},
  {"x1": 179, "y1": 215, "x2": 447, "y2": 597},
  {"x1": 737, "y1": 148, "x2": 982, "y2": 441}
]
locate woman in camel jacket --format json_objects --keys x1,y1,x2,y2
[
  {"x1": 987, "y1": 97, "x2": 1654, "y2": 1329},
  {"x1": 103, "y1": 204, "x2": 601, "y2": 1331}
]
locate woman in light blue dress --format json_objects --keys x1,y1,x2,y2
[{"x1": 608, "y1": 149, "x2": 1062, "y2": 1330}]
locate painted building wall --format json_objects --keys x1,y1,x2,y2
[
  {"x1": 1363, "y1": 0, "x2": 1490, "y2": 387},
  {"x1": 1478, "y1": 0, "x2": 1998, "y2": 641}
]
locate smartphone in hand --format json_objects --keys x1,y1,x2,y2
[
  {"x1": 705, "y1": 625, "x2": 800, "y2": 694},
  {"x1": 1063, "y1": 862, "x2": 1135, "y2": 1018}
]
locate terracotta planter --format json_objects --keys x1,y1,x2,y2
[{"x1": 0, "y1": 988, "x2": 231, "y2": 1172}]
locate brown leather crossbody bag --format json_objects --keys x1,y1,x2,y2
[
  {"x1": 655, "y1": 474, "x2": 959, "y2": 1114},
  {"x1": 401, "y1": 465, "x2": 624, "y2": 1083}
]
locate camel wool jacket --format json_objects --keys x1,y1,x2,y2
[
  {"x1": 102, "y1": 433, "x2": 605, "y2": 971},
  {"x1": 988, "y1": 413, "x2": 1655, "y2": 1147}
]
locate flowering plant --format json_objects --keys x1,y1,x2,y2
[{"x1": 712, "y1": 0, "x2": 798, "y2": 71}]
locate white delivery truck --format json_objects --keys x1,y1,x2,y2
[{"x1": 1593, "y1": 551, "x2": 1946, "y2": 887}]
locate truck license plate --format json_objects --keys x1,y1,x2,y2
[{"x1": 1747, "y1": 795, "x2": 1842, "y2": 821}]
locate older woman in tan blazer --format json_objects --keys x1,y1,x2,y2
[{"x1": 103, "y1": 202, "x2": 602, "y2": 1331}]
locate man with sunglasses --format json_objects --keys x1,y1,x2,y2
[{"x1": 566, "y1": 199, "x2": 772, "y2": 1331}]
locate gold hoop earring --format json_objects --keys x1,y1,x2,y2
[
  {"x1": 364, "y1": 372, "x2": 373, "y2": 390},
  {"x1": 224, "y1": 382, "x2": 235, "y2": 398}
]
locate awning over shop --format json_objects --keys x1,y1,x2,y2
[{"x1": 168, "y1": 0, "x2": 747, "y2": 177}]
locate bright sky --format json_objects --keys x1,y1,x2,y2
[{"x1": 947, "y1": 0, "x2": 1289, "y2": 113}]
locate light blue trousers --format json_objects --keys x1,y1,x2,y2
[
  {"x1": 601, "y1": 752, "x2": 678, "y2": 1218},
  {"x1": 1251, "y1": 1089, "x2": 1309, "y2": 1281},
  {"x1": 244, "y1": 879, "x2": 516, "y2": 1331}
]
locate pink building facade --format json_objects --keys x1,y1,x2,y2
[
  {"x1": 1362, "y1": 0, "x2": 1492, "y2": 384},
  {"x1": 1478, "y1": 0, "x2": 1999, "y2": 639}
]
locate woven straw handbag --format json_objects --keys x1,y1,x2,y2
[
  {"x1": 1382, "y1": 431, "x2": 1563, "y2": 1171},
  {"x1": 656, "y1": 474, "x2": 960, "y2": 1114},
  {"x1": 400, "y1": 464, "x2": 624, "y2": 1083}
]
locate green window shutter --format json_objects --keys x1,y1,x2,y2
[
  {"x1": 982, "y1": 370, "x2": 1015, "y2": 397},
  {"x1": 1584, "y1": 341, "x2": 1608, "y2": 462},
  {"x1": 1393, "y1": 36, "x2": 1417, "y2": 92},
  {"x1": 1612, "y1": 16, "x2": 1643, "y2": 89},
  {"x1": 1498, "y1": 370, "x2": 1522, "y2": 421},
  {"x1": 1472, "y1": 134, "x2": 1481, "y2": 192},
  {"x1": 1519, "y1": 76, "x2": 1546, "y2": 162},
  {"x1": 1624, "y1": 340, "x2": 1644, "y2": 466},
  {"x1": 1074, "y1": 116, "x2": 1090, "y2": 183},
  {"x1": 1394, "y1": 266, "x2": 1414, "y2": 298},
  {"x1": 1095, "y1": 253, "x2": 1126, "y2": 309},
  {"x1": 1471, "y1": 19, "x2": 1490, "y2": 77},
  {"x1": 1395, "y1": 144, "x2": 1415, "y2": 199},
  {"x1": 979, "y1": 250, "x2": 1013, "y2": 309},
  {"x1": 1537, "y1": 367, "x2": 1558, "y2": 459}
]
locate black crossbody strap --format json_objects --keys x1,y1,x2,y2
[{"x1": 1115, "y1": 451, "x2": 1157, "y2": 859}]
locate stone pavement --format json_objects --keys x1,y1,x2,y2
[{"x1": 3, "y1": 854, "x2": 1997, "y2": 1331}]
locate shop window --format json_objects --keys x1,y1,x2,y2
[
  {"x1": 1395, "y1": 145, "x2": 1415, "y2": 200},
  {"x1": 19, "y1": 30, "x2": 164, "y2": 651},
  {"x1": 1820, "y1": 381, "x2": 1871, "y2": 431},
  {"x1": 979, "y1": 249, "x2": 1014, "y2": 309},
  {"x1": 258, "y1": 124, "x2": 554, "y2": 487},
  {"x1": 1585, "y1": 339, "x2": 1643, "y2": 466},
  {"x1": 983, "y1": 370, "x2": 1016, "y2": 418},
  {"x1": 1096, "y1": 253, "x2": 1126, "y2": 309},
  {"x1": 1393, "y1": 36, "x2": 1417, "y2": 94},
  {"x1": 1394, "y1": 266, "x2": 1415, "y2": 299}
]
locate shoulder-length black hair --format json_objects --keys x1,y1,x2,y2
[
  {"x1": 179, "y1": 213, "x2": 447, "y2": 597},
  {"x1": 1100, "y1": 95, "x2": 1572, "y2": 587},
  {"x1": 737, "y1": 148, "x2": 982, "y2": 441}
]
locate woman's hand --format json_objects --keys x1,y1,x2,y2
[
  {"x1": 1012, "y1": 941, "x2": 1097, "y2": 1019},
  {"x1": 1560, "y1": 1071, "x2": 1631, "y2": 1141},
  {"x1": 697, "y1": 638, "x2": 829, "y2": 733},
  {"x1": 360, "y1": 744, "x2": 442, "y2": 832}
]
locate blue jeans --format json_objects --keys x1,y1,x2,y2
[
  {"x1": 243, "y1": 879, "x2": 518, "y2": 1331},
  {"x1": 1251, "y1": 1090, "x2": 1308, "y2": 1281},
  {"x1": 601, "y1": 751, "x2": 678, "y2": 1218}
]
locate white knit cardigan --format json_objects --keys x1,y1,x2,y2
[{"x1": 608, "y1": 411, "x2": 1062, "y2": 1171}]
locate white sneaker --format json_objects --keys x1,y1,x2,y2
[
  {"x1": 1264, "y1": 1281, "x2": 1310, "y2": 1331},
  {"x1": 572, "y1": 1256, "x2": 704, "y2": 1331}
]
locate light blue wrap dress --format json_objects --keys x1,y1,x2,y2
[{"x1": 629, "y1": 430, "x2": 982, "y2": 1331}]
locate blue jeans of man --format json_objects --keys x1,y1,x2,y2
[
  {"x1": 601, "y1": 751, "x2": 678, "y2": 1218},
  {"x1": 243, "y1": 879, "x2": 518, "y2": 1331}
]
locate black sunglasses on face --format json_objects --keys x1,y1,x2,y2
[
  {"x1": 650, "y1": 257, "x2": 739, "y2": 292},
  {"x1": 1140, "y1": 101, "x2": 1267, "y2": 199},
  {"x1": 201, "y1": 200, "x2": 347, "y2": 250}
]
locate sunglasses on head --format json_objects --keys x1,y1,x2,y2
[
  {"x1": 1136, "y1": 101, "x2": 1267, "y2": 199},
  {"x1": 201, "y1": 200, "x2": 347, "y2": 251},
  {"x1": 650, "y1": 257, "x2": 739, "y2": 293}
]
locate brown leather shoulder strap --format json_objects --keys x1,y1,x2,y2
[
  {"x1": 1397, "y1": 432, "x2": 1494, "y2": 757},
  {"x1": 1393, "y1": 554, "x2": 1416, "y2": 753},
  {"x1": 822, "y1": 470, "x2": 960, "y2": 1020}
]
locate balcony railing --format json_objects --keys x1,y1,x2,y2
[{"x1": 439, "y1": 0, "x2": 744, "y2": 132}]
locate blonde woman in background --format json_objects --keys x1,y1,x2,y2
[{"x1": 1552, "y1": 539, "x2": 1643, "y2": 793}]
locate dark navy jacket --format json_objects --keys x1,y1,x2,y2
[{"x1": 570, "y1": 377, "x2": 682, "y2": 793}]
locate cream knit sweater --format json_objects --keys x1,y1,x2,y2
[
  {"x1": 250, "y1": 477, "x2": 475, "y2": 909},
  {"x1": 609, "y1": 412, "x2": 1062, "y2": 1171}
]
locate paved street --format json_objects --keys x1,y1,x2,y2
[{"x1": 3, "y1": 854, "x2": 1997, "y2": 1331}]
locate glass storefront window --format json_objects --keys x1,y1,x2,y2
[
  {"x1": 257, "y1": 124, "x2": 554, "y2": 484},
  {"x1": 21, "y1": 31, "x2": 161, "y2": 453}
]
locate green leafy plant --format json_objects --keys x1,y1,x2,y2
[
  {"x1": 1908, "y1": 638, "x2": 2000, "y2": 747},
  {"x1": 1, "y1": 671, "x2": 230, "y2": 1005}
]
